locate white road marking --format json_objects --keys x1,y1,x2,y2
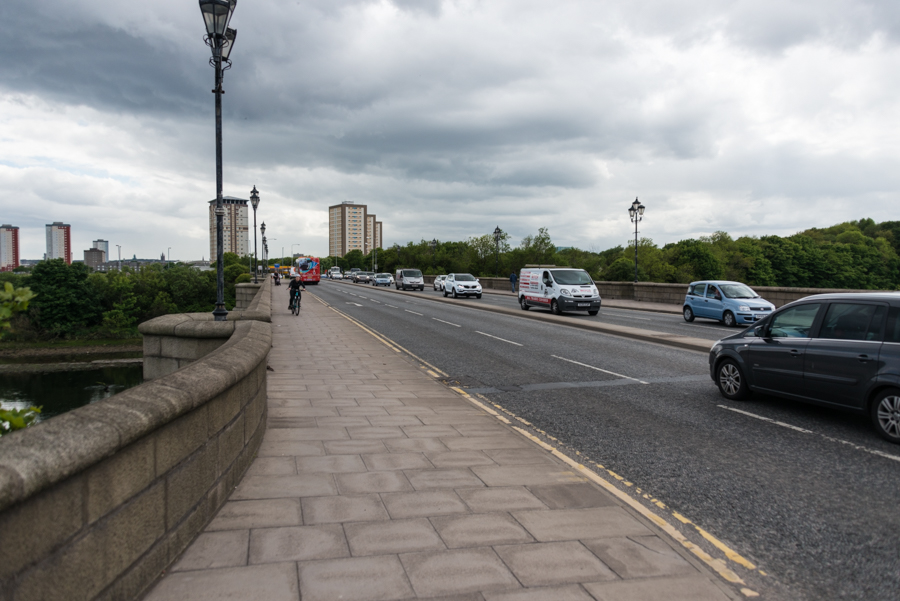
[
  {"x1": 551, "y1": 355, "x2": 648, "y2": 384},
  {"x1": 370, "y1": 300, "x2": 380, "y2": 304},
  {"x1": 603, "y1": 312, "x2": 651, "y2": 321},
  {"x1": 433, "y1": 318, "x2": 461, "y2": 327},
  {"x1": 718, "y1": 405, "x2": 900, "y2": 462},
  {"x1": 405, "y1": 310, "x2": 423, "y2": 316},
  {"x1": 346, "y1": 302, "x2": 363, "y2": 307},
  {"x1": 476, "y1": 331, "x2": 523, "y2": 346},
  {"x1": 386, "y1": 305, "x2": 398, "y2": 308},
  {"x1": 717, "y1": 405, "x2": 813, "y2": 433}
]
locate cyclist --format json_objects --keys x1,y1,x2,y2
[{"x1": 288, "y1": 275, "x2": 306, "y2": 311}]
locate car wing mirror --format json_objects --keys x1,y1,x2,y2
[{"x1": 754, "y1": 325, "x2": 767, "y2": 338}]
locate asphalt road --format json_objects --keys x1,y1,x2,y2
[{"x1": 305, "y1": 280, "x2": 900, "y2": 601}]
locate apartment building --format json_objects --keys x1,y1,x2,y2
[
  {"x1": 328, "y1": 202, "x2": 384, "y2": 258},
  {"x1": 0, "y1": 225, "x2": 19, "y2": 272},
  {"x1": 92, "y1": 239, "x2": 109, "y2": 256},
  {"x1": 45, "y1": 222, "x2": 72, "y2": 264},
  {"x1": 208, "y1": 196, "x2": 250, "y2": 261},
  {"x1": 84, "y1": 248, "x2": 106, "y2": 270}
]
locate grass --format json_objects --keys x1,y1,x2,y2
[{"x1": 0, "y1": 338, "x2": 142, "y2": 351}]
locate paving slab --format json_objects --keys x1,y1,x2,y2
[{"x1": 145, "y1": 285, "x2": 736, "y2": 601}]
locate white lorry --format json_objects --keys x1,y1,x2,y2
[{"x1": 518, "y1": 266, "x2": 601, "y2": 315}]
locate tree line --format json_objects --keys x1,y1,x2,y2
[{"x1": 320, "y1": 218, "x2": 900, "y2": 290}]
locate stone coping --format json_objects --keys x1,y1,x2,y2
[{"x1": 0, "y1": 319, "x2": 271, "y2": 514}]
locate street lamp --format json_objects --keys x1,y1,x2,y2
[
  {"x1": 250, "y1": 185, "x2": 260, "y2": 283},
  {"x1": 116, "y1": 244, "x2": 122, "y2": 271},
  {"x1": 492, "y1": 226, "x2": 502, "y2": 277},
  {"x1": 429, "y1": 239, "x2": 437, "y2": 270},
  {"x1": 199, "y1": 0, "x2": 238, "y2": 321},
  {"x1": 260, "y1": 221, "x2": 266, "y2": 272},
  {"x1": 628, "y1": 197, "x2": 645, "y2": 283}
]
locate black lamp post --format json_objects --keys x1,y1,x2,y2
[
  {"x1": 429, "y1": 239, "x2": 437, "y2": 270},
  {"x1": 199, "y1": 0, "x2": 238, "y2": 320},
  {"x1": 628, "y1": 197, "x2": 645, "y2": 283},
  {"x1": 250, "y1": 185, "x2": 260, "y2": 283},
  {"x1": 260, "y1": 221, "x2": 266, "y2": 274},
  {"x1": 393, "y1": 243, "x2": 401, "y2": 267},
  {"x1": 492, "y1": 226, "x2": 502, "y2": 277}
]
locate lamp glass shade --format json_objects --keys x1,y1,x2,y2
[
  {"x1": 637, "y1": 204, "x2": 645, "y2": 216},
  {"x1": 260, "y1": 222, "x2": 266, "y2": 236},
  {"x1": 250, "y1": 186, "x2": 259, "y2": 210},
  {"x1": 222, "y1": 27, "x2": 237, "y2": 60},
  {"x1": 628, "y1": 206, "x2": 636, "y2": 219},
  {"x1": 199, "y1": 0, "x2": 235, "y2": 37}
]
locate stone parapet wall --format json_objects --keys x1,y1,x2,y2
[
  {"x1": 0, "y1": 280, "x2": 272, "y2": 601},
  {"x1": 235, "y1": 282, "x2": 262, "y2": 310}
]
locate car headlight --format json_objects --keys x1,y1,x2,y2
[
  {"x1": 560, "y1": 289, "x2": 571, "y2": 296},
  {"x1": 739, "y1": 305, "x2": 750, "y2": 312}
]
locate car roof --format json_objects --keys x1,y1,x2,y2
[
  {"x1": 688, "y1": 280, "x2": 749, "y2": 286},
  {"x1": 787, "y1": 292, "x2": 900, "y2": 304}
]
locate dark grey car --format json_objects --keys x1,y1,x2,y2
[{"x1": 709, "y1": 292, "x2": 900, "y2": 443}]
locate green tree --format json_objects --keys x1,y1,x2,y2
[{"x1": 28, "y1": 260, "x2": 102, "y2": 337}]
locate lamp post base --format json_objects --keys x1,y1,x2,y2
[{"x1": 213, "y1": 304, "x2": 228, "y2": 321}]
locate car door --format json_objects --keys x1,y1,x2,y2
[
  {"x1": 701, "y1": 284, "x2": 724, "y2": 320},
  {"x1": 802, "y1": 302, "x2": 886, "y2": 409},
  {"x1": 749, "y1": 302, "x2": 822, "y2": 396},
  {"x1": 685, "y1": 283, "x2": 706, "y2": 316}
]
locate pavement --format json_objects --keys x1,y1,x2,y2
[{"x1": 143, "y1": 285, "x2": 737, "y2": 601}]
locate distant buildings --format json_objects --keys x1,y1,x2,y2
[
  {"x1": 0, "y1": 225, "x2": 19, "y2": 272},
  {"x1": 93, "y1": 239, "x2": 109, "y2": 256},
  {"x1": 208, "y1": 196, "x2": 249, "y2": 261},
  {"x1": 84, "y1": 247, "x2": 106, "y2": 270},
  {"x1": 328, "y1": 202, "x2": 383, "y2": 258},
  {"x1": 45, "y1": 222, "x2": 72, "y2": 264}
]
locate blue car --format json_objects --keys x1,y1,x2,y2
[{"x1": 683, "y1": 280, "x2": 775, "y2": 327}]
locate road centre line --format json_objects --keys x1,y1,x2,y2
[
  {"x1": 717, "y1": 405, "x2": 812, "y2": 434},
  {"x1": 433, "y1": 318, "x2": 461, "y2": 327},
  {"x1": 475, "y1": 331, "x2": 523, "y2": 346},
  {"x1": 405, "y1": 310, "x2": 424, "y2": 316},
  {"x1": 386, "y1": 304, "x2": 398, "y2": 308},
  {"x1": 551, "y1": 355, "x2": 648, "y2": 384},
  {"x1": 718, "y1": 405, "x2": 900, "y2": 462}
]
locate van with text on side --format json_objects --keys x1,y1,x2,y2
[
  {"x1": 518, "y1": 266, "x2": 601, "y2": 315},
  {"x1": 395, "y1": 268, "x2": 425, "y2": 291}
]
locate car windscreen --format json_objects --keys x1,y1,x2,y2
[
  {"x1": 455, "y1": 274, "x2": 476, "y2": 281},
  {"x1": 402, "y1": 270, "x2": 422, "y2": 277},
  {"x1": 376, "y1": 273, "x2": 389, "y2": 278},
  {"x1": 551, "y1": 270, "x2": 593, "y2": 285},
  {"x1": 720, "y1": 284, "x2": 758, "y2": 299}
]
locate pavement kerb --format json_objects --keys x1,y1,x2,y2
[
  {"x1": 307, "y1": 294, "x2": 750, "y2": 600},
  {"x1": 323, "y1": 280, "x2": 713, "y2": 354}
]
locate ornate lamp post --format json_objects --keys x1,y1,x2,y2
[
  {"x1": 492, "y1": 226, "x2": 502, "y2": 277},
  {"x1": 199, "y1": 0, "x2": 237, "y2": 320},
  {"x1": 260, "y1": 221, "x2": 266, "y2": 274},
  {"x1": 628, "y1": 197, "x2": 645, "y2": 283},
  {"x1": 429, "y1": 239, "x2": 437, "y2": 270},
  {"x1": 250, "y1": 186, "x2": 260, "y2": 283}
]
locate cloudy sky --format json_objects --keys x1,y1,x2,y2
[{"x1": 2, "y1": 0, "x2": 899, "y2": 261}]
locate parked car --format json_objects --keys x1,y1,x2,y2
[
  {"x1": 683, "y1": 281, "x2": 775, "y2": 327},
  {"x1": 373, "y1": 273, "x2": 393, "y2": 286},
  {"x1": 395, "y1": 269, "x2": 425, "y2": 291},
  {"x1": 433, "y1": 275, "x2": 447, "y2": 291},
  {"x1": 518, "y1": 267, "x2": 600, "y2": 315},
  {"x1": 709, "y1": 292, "x2": 900, "y2": 443},
  {"x1": 443, "y1": 273, "x2": 482, "y2": 298}
]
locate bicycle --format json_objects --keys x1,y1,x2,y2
[{"x1": 290, "y1": 290, "x2": 301, "y2": 315}]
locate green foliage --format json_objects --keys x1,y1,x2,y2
[
  {"x1": 0, "y1": 403, "x2": 41, "y2": 437},
  {"x1": 1, "y1": 281, "x2": 35, "y2": 332}
]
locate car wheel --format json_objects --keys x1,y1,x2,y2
[
  {"x1": 452, "y1": 289, "x2": 458, "y2": 298},
  {"x1": 520, "y1": 296, "x2": 529, "y2": 311},
  {"x1": 683, "y1": 306, "x2": 695, "y2": 322},
  {"x1": 723, "y1": 311, "x2": 736, "y2": 327},
  {"x1": 871, "y1": 388, "x2": 900, "y2": 444},
  {"x1": 588, "y1": 310, "x2": 599, "y2": 316},
  {"x1": 551, "y1": 300, "x2": 562, "y2": 315},
  {"x1": 476, "y1": 294, "x2": 482, "y2": 299},
  {"x1": 443, "y1": 289, "x2": 448, "y2": 297},
  {"x1": 716, "y1": 359, "x2": 749, "y2": 400}
]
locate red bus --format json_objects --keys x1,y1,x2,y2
[{"x1": 293, "y1": 256, "x2": 321, "y2": 284}]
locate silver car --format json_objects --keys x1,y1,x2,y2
[{"x1": 709, "y1": 292, "x2": 900, "y2": 443}]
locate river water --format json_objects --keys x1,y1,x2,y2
[{"x1": 0, "y1": 365, "x2": 144, "y2": 422}]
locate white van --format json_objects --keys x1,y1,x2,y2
[
  {"x1": 518, "y1": 266, "x2": 601, "y2": 315},
  {"x1": 328, "y1": 266, "x2": 342, "y2": 279},
  {"x1": 395, "y1": 268, "x2": 425, "y2": 291}
]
